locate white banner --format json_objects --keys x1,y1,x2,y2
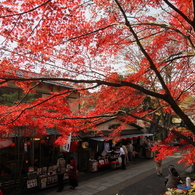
[{"x1": 61, "y1": 133, "x2": 72, "y2": 152}]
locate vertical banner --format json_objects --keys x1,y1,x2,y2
[{"x1": 62, "y1": 133, "x2": 72, "y2": 152}]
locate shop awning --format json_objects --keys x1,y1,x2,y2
[
  {"x1": 90, "y1": 133, "x2": 153, "y2": 142},
  {"x1": 121, "y1": 134, "x2": 153, "y2": 139}
]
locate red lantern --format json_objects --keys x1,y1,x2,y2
[
  {"x1": 27, "y1": 142, "x2": 31, "y2": 146},
  {"x1": 134, "y1": 137, "x2": 138, "y2": 139},
  {"x1": 10, "y1": 142, "x2": 16, "y2": 147},
  {"x1": 130, "y1": 137, "x2": 133, "y2": 139},
  {"x1": 40, "y1": 139, "x2": 45, "y2": 144},
  {"x1": 49, "y1": 85, "x2": 53, "y2": 90},
  {"x1": 140, "y1": 136, "x2": 143, "y2": 138}
]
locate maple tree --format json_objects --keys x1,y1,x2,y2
[{"x1": 1, "y1": 0, "x2": 195, "y2": 167}]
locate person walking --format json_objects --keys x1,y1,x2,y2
[
  {"x1": 122, "y1": 144, "x2": 129, "y2": 164},
  {"x1": 69, "y1": 156, "x2": 78, "y2": 190},
  {"x1": 56, "y1": 154, "x2": 66, "y2": 192},
  {"x1": 119, "y1": 143, "x2": 126, "y2": 170},
  {"x1": 142, "y1": 140, "x2": 148, "y2": 158},
  {"x1": 127, "y1": 142, "x2": 134, "y2": 162},
  {"x1": 154, "y1": 148, "x2": 162, "y2": 176}
]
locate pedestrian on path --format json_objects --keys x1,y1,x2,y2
[
  {"x1": 120, "y1": 143, "x2": 126, "y2": 170},
  {"x1": 122, "y1": 144, "x2": 129, "y2": 164},
  {"x1": 127, "y1": 142, "x2": 134, "y2": 162},
  {"x1": 56, "y1": 154, "x2": 66, "y2": 192},
  {"x1": 153, "y1": 142, "x2": 162, "y2": 176},
  {"x1": 69, "y1": 156, "x2": 78, "y2": 190},
  {"x1": 154, "y1": 149, "x2": 162, "y2": 176}
]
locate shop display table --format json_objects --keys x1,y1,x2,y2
[
  {"x1": 98, "y1": 159, "x2": 110, "y2": 167},
  {"x1": 37, "y1": 174, "x2": 58, "y2": 189},
  {"x1": 37, "y1": 172, "x2": 69, "y2": 189},
  {"x1": 26, "y1": 165, "x2": 70, "y2": 189},
  {"x1": 133, "y1": 151, "x2": 140, "y2": 157},
  {"x1": 90, "y1": 154, "x2": 121, "y2": 171},
  {"x1": 110, "y1": 160, "x2": 120, "y2": 169},
  {"x1": 89, "y1": 161, "x2": 98, "y2": 172}
]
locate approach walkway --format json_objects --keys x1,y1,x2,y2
[{"x1": 39, "y1": 153, "x2": 185, "y2": 195}]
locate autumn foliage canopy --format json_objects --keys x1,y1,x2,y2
[{"x1": 1, "y1": 0, "x2": 195, "y2": 166}]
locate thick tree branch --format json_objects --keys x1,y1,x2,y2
[
  {"x1": 163, "y1": 0, "x2": 194, "y2": 28},
  {"x1": 114, "y1": 0, "x2": 170, "y2": 94},
  {"x1": 0, "y1": 77, "x2": 166, "y2": 100},
  {"x1": 171, "y1": 129, "x2": 195, "y2": 147},
  {"x1": 114, "y1": 0, "x2": 195, "y2": 135}
]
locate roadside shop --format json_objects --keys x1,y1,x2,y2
[
  {"x1": 81, "y1": 117, "x2": 153, "y2": 172},
  {"x1": 0, "y1": 131, "x2": 81, "y2": 192},
  {"x1": 87, "y1": 133, "x2": 153, "y2": 171}
]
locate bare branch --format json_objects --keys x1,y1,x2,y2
[
  {"x1": 0, "y1": 0, "x2": 51, "y2": 18},
  {"x1": 0, "y1": 84, "x2": 100, "y2": 125},
  {"x1": 126, "y1": 111, "x2": 195, "y2": 146},
  {"x1": 67, "y1": 23, "x2": 119, "y2": 41}
]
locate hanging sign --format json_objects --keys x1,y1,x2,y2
[{"x1": 61, "y1": 133, "x2": 72, "y2": 152}]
